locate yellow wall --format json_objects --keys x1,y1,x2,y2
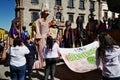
[{"x1": 0, "y1": 29, "x2": 5, "y2": 40}]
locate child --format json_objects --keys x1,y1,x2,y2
[
  {"x1": 25, "y1": 37, "x2": 38, "y2": 80},
  {"x1": 21, "y1": 26, "x2": 29, "y2": 44}
]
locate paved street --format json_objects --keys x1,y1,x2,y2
[{"x1": 0, "y1": 60, "x2": 102, "y2": 80}]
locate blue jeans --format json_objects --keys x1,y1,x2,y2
[
  {"x1": 102, "y1": 76, "x2": 120, "y2": 80},
  {"x1": 10, "y1": 64, "x2": 26, "y2": 80}
]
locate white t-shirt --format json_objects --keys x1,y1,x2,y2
[
  {"x1": 10, "y1": 45, "x2": 30, "y2": 67},
  {"x1": 42, "y1": 43, "x2": 60, "y2": 59},
  {"x1": 96, "y1": 45, "x2": 120, "y2": 78}
]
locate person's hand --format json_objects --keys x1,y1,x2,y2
[
  {"x1": 35, "y1": 38, "x2": 41, "y2": 45},
  {"x1": 16, "y1": 29, "x2": 20, "y2": 33},
  {"x1": 58, "y1": 51, "x2": 61, "y2": 59},
  {"x1": 13, "y1": 34, "x2": 17, "y2": 39},
  {"x1": 97, "y1": 66, "x2": 103, "y2": 70}
]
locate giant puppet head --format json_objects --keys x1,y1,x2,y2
[{"x1": 41, "y1": 1, "x2": 50, "y2": 17}]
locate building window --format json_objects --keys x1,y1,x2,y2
[
  {"x1": 79, "y1": 0, "x2": 85, "y2": 9},
  {"x1": 104, "y1": 11, "x2": 108, "y2": 20},
  {"x1": 56, "y1": 12, "x2": 61, "y2": 20},
  {"x1": 68, "y1": 0, "x2": 74, "y2": 8},
  {"x1": 79, "y1": 14, "x2": 85, "y2": 23},
  {"x1": 90, "y1": 1, "x2": 94, "y2": 11},
  {"x1": 56, "y1": 0, "x2": 61, "y2": 6},
  {"x1": 31, "y1": 0, "x2": 39, "y2": 3},
  {"x1": 31, "y1": 12, "x2": 39, "y2": 22},
  {"x1": 68, "y1": 13, "x2": 74, "y2": 22}
]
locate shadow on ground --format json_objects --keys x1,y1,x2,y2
[
  {"x1": 55, "y1": 64, "x2": 102, "y2": 80},
  {"x1": 0, "y1": 59, "x2": 102, "y2": 80},
  {"x1": 37, "y1": 62, "x2": 102, "y2": 80}
]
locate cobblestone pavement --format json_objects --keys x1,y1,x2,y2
[{"x1": 0, "y1": 60, "x2": 102, "y2": 80}]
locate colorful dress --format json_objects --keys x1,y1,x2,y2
[{"x1": 8, "y1": 23, "x2": 20, "y2": 46}]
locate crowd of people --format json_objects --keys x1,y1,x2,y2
[
  {"x1": 1, "y1": 4, "x2": 61, "y2": 80},
  {"x1": 0, "y1": 2, "x2": 120, "y2": 80}
]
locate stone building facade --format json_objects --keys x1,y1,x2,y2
[
  {"x1": 15, "y1": 0, "x2": 119, "y2": 33},
  {"x1": 101, "y1": 1, "x2": 119, "y2": 20},
  {"x1": 15, "y1": 0, "x2": 101, "y2": 33}
]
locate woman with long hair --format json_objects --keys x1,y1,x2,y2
[
  {"x1": 9, "y1": 18, "x2": 21, "y2": 39},
  {"x1": 42, "y1": 36, "x2": 60, "y2": 80},
  {"x1": 96, "y1": 32, "x2": 120, "y2": 80}
]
